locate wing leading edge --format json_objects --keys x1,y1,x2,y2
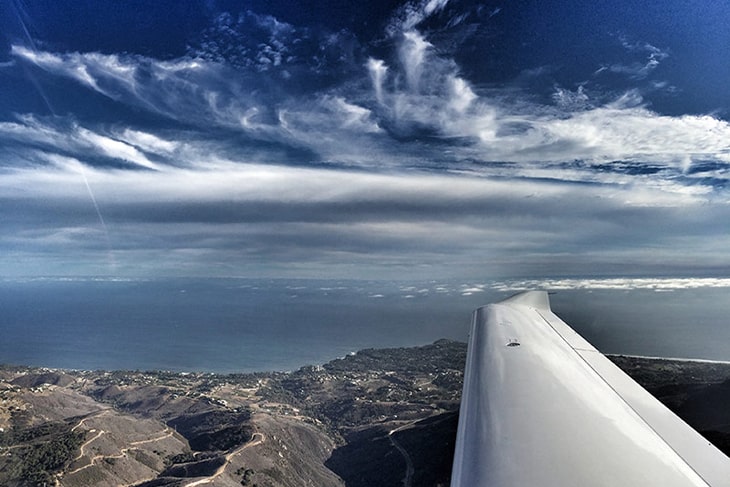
[{"x1": 451, "y1": 291, "x2": 730, "y2": 487}]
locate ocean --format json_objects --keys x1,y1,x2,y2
[{"x1": 1, "y1": 277, "x2": 730, "y2": 373}]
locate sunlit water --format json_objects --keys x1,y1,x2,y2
[{"x1": 1, "y1": 278, "x2": 729, "y2": 373}]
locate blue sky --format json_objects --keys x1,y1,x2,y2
[{"x1": 2, "y1": 0, "x2": 730, "y2": 280}]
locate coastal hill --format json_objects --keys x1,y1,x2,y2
[{"x1": 2, "y1": 341, "x2": 730, "y2": 486}]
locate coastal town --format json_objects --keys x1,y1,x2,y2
[{"x1": 3, "y1": 340, "x2": 730, "y2": 487}]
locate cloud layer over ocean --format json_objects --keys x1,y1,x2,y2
[{"x1": 2, "y1": 0, "x2": 730, "y2": 280}]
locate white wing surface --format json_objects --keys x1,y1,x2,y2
[{"x1": 451, "y1": 291, "x2": 730, "y2": 487}]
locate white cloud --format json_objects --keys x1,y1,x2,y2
[
  {"x1": 117, "y1": 129, "x2": 180, "y2": 156},
  {"x1": 552, "y1": 85, "x2": 591, "y2": 111},
  {"x1": 326, "y1": 97, "x2": 382, "y2": 133},
  {"x1": 521, "y1": 105, "x2": 730, "y2": 165},
  {"x1": 493, "y1": 277, "x2": 730, "y2": 292},
  {"x1": 389, "y1": 0, "x2": 451, "y2": 34},
  {"x1": 448, "y1": 77, "x2": 477, "y2": 113},
  {"x1": 0, "y1": 116, "x2": 159, "y2": 170},
  {"x1": 5, "y1": 11, "x2": 730, "y2": 280},
  {"x1": 367, "y1": 58, "x2": 388, "y2": 105},
  {"x1": 13, "y1": 40, "x2": 730, "y2": 177},
  {"x1": 76, "y1": 128, "x2": 159, "y2": 170},
  {"x1": 400, "y1": 31, "x2": 432, "y2": 92},
  {"x1": 11, "y1": 45, "x2": 260, "y2": 131}
]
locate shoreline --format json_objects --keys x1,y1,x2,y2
[
  {"x1": 608, "y1": 353, "x2": 730, "y2": 366},
  {"x1": 5, "y1": 345, "x2": 730, "y2": 378}
]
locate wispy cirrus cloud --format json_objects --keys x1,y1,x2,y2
[
  {"x1": 0, "y1": 115, "x2": 160, "y2": 170},
  {"x1": 12, "y1": 22, "x2": 730, "y2": 175},
  {"x1": 595, "y1": 36, "x2": 669, "y2": 80},
  {"x1": 11, "y1": 45, "x2": 263, "y2": 131},
  {"x1": 9, "y1": 22, "x2": 730, "y2": 199},
  {"x1": 3, "y1": 1, "x2": 730, "y2": 280},
  {"x1": 386, "y1": 0, "x2": 451, "y2": 35}
]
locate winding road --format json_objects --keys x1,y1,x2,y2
[
  {"x1": 71, "y1": 408, "x2": 111, "y2": 432},
  {"x1": 184, "y1": 432, "x2": 265, "y2": 487},
  {"x1": 389, "y1": 424, "x2": 415, "y2": 487},
  {"x1": 63, "y1": 410, "x2": 264, "y2": 486},
  {"x1": 65, "y1": 425, "x2": 174, "y2": 476}
]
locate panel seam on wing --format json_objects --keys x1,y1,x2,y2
[{"x1": 534, "y1": 308, "x2": 714, "y2": 487}]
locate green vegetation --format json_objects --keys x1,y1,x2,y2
[
  {"x1": 167, "y1": 451, "x2": 197, "y2": 465},
  {"x1": 6, "y1": 341, "x2": 730, "y2": 486},
  {"x1": 236, "y1": 467, "x2": 255, "y2": 485},
  {"x1": 168, "y1": 410, "x2": 253, "y2": 452},
  {"x1": 0, "y1": 422, "x2": 85, "y2": 486}
]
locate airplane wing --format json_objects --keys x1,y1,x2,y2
[{"x1": 451, "y1": 291, "x2": 730, "y2": 486}]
